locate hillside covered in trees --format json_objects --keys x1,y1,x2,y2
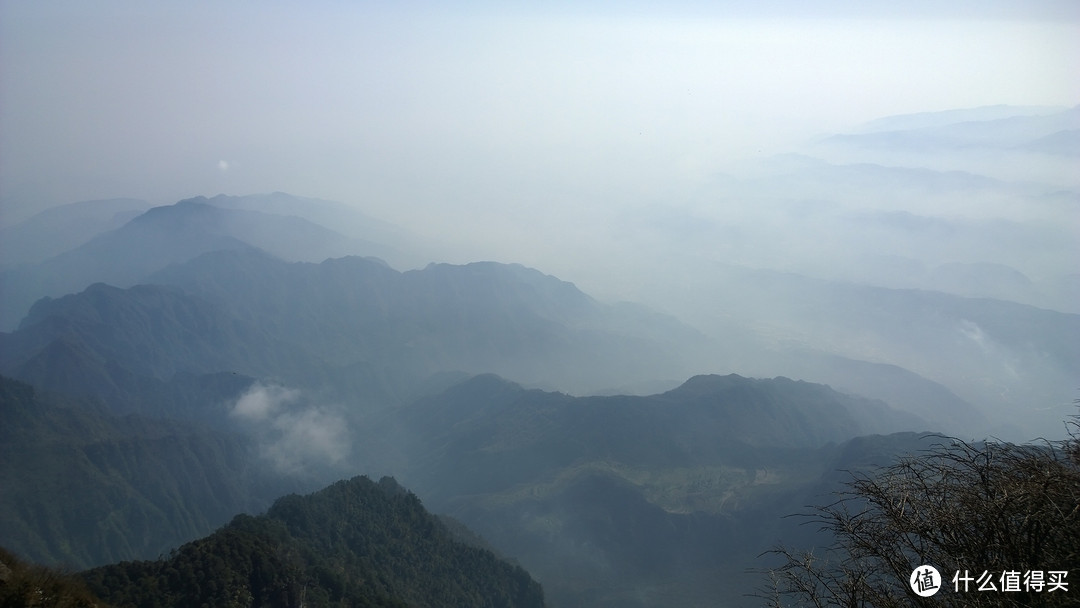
[{"x1": 79, "y1": 476, "x2": 545, "y2": 608}]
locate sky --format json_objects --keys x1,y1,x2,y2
[{"x1": 2, "y1": 1, "x2": 1078, "y2": 231}]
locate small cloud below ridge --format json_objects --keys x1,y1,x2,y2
[{"x1": 230, "y1": 382, "x2": 350, "y2": 476}]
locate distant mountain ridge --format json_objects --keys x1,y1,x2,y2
[
  {"x1": 365, "y1": 372, "x2": 934, "y2": 607},
  {"x1": 1, "y1": 245, "x2": 706, "y2": 402},
  {"x1": 0, "y1": 197, "x2": 151, "y2": 269},
  {"x1": 2, "y1": 189, "x2": 1067, "y2": 437},
  {"x1": 648, "y1": 261, "x2": 1080, "y2": 438},
  {"x1": 145, "y1": 248, "x2": 689, "y2": 390},
  {"x1": 382, "y1": 372, "x2": 924, "y2": 499},
  {"x1": 201, "y1": 192, "x2": 422, "y2": 266},
  {"x1": 836, "y1": 105, "x2": 1080, "y2": 152},
  {"x1": 852, "y1": 105, "x2": 1071, "y2": 133},
  {"x1": 0, "y1": 282, "x2": 329, "y2": 414},
  {"x1": 0, "y1": 195, "x2": 397, "y2": 330}
]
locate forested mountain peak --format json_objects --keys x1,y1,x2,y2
[{"x1": 82, "y1": 475, "x2": 546, "y2": 608}]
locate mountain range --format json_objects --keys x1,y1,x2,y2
[
  {"x1": 0, "y1": 197, "x2": 380, "y2": 330},
  {"x1": 2, "y1": 106, "x2": 1077, "y2": 607},
  {"x1": 354, "y1": 373, "x2": 935, "y2": 607},
  {"x1": 1, "y1": 252, "x2": 706, "y2": 415},
  {"x1": 825, "y1": 105, "x2": 1080, "y2": 153},
  {"x1": 0, "y1": 197, "x2": 152, "y2": 269},
  {"x1": 1, "y1": 368, "x2": 937, "y2": 608},
  {"x1": 2, "y1": 192, "x2": 1029, "y2": 436}
]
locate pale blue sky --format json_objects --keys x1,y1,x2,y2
[{"x1": 1, "y1": 1, "x2": 1077, "y2": 225}]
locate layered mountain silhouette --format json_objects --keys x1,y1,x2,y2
[
  {"x1": 822, "y1": 105, "x2": 1080, "y2": 153},
  {"x1": 2, "y1": 191, "x2": 1050, "y2": 434},
  {"x1": 1021, "y1": 128, "x2": 1080, "y2": 156},
  {"x1": 385, "y1": 373, "x2": 922, "y2": 496},
  {"x1": 202, "y1": 191, "x2": 424, "y2": 266},
  {"x1": 0, "y1": 282, "x2": 331, "y2": 417},
  {"x1": 1, "y1": 247, "x2": 707, "y2": 403},
  {"x1": 344, "y1": 373, "x2": 931, "y2": 607},
  {"x1": 151, "y1": 248, "x2": 704, "y2": 391},
  {"x1": 642, "y1": 261, "x2": 1079, "y2": 437},
  {"x1": 0, "y1": 197, "x2": 151, "y2": 269},
  {"x1": 1, "y1": 366, "x2": 936, "y2": 608},
  {"x1": 2, "y1": 175, "x2": 1072, "y2": 608},
  {"x1": 0, "y1": 195, "x2": 398, "y2": 330}
]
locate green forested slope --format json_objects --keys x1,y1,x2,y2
[
  {"x1": 0, "y1": 375, "x2": 289, "y2": 569},
  {"x1": 82, "y1": 476, "x2": 546, "y2": 608}
]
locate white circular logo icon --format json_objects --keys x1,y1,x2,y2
[{"x1": 910, "y1": 565, "x2": 942, "y2": 597}]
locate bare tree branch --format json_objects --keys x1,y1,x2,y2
[{"x1": 757, "y1": 425, "x2": 1080, "y2": 607}]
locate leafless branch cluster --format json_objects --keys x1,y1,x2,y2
[{"x1": 759, "y1": 419, "x2": 1080, "y2": 607}]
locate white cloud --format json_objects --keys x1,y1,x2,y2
[
  {"x1": 231, "y1": 382, "x2": 298, "y2": 421},
  {"x1": 264, "y1": 407, "x2": 350, "y2": 475},
  {"x1": 230, "y1": 382, "x2": 350, "y2": 475}
]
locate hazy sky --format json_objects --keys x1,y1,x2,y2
[{"x1": 2, "y1": 1, "x2": 1078, "y2": 229}]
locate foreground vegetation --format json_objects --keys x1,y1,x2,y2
[{"x1": 762, "y1": 416, "x2": 1080, "y2": 607}]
